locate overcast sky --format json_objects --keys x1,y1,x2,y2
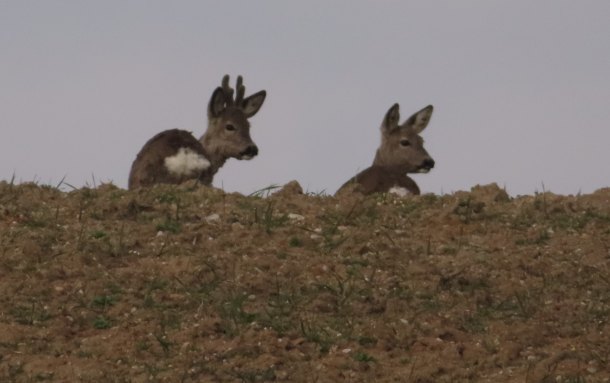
[{"x1": 1, "y1": 1, "x2": 609, "y2": 196}]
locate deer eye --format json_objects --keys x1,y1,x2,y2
[
  {"x1": 400, "y1": 139, "x2": 411, "y2": 147},
  {"x1": 225, "y1": 124, "x2": 236, "y2": 132}
]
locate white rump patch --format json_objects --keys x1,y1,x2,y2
[
  {"x1": 164, "y1": 148, "x2": 210, "y2": 177},
  {"x1": 389, "y1": 186, "x2": 411, "y2": 197}
]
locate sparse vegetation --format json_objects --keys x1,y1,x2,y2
[{"x1": 0, "y1": 181, "x2": 608, "y2": 382}]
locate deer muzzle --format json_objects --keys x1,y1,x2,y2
[
  {"x1": 239, "y1": 145, "x2": 259, "y2": 160},
  {"x1": 418, "y1": 158, "x2": 435, "y2": 173}
]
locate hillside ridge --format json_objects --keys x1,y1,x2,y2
[{"x1": 0, "y1": 181, "x2": 608, "y2": 382}]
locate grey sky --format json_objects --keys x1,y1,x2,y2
[{"x1": 2, "y1": 1, "x2": 609, "y2": 196}]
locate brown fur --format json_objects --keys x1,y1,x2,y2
[
  {"x1": 336, "y1": 104, "x2": 435, "y2": 196},
  {"x1": 338, "y1": 165, "x2": 421, "y2": 195},
  {"x1": 128, "y1": 129, "x2": 208, "y2": 189},
  {"x1": 128, "y1": 75, "x2": 266, "y2": 189}
]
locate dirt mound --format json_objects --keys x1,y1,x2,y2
[{"x1": 0, "y1": 181, "x2": 608, "y2": 382}]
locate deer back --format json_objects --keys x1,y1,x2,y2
[{"x1": 128, "y1": 129, "x2": 210, "y2": 189}]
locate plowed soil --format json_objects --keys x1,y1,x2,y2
[{"x1": 0, "y1": 181, "x2": 608, "y2": 382}]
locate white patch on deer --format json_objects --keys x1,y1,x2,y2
[
  {"x1": 389, "y1": 186, "x2": 411, "y2": 197},
  {"x1": 164, "y1": 148, "x2": 210, "y2": 177},
  {"x1": 417, "y1": 168, "x2": 431, "y2": 174},
  {"x1": 240, "y1": 154, "x2": 253, "y2": 160}
]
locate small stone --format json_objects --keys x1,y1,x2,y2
[
  {"x1": 205, "y1": 213, "x2": 220, "y2": 223},
  {"x1": 288, "y1": 213, "x2": 305, "y2": 221}
]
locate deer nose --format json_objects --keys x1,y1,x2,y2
[
  {"x1": 242, "y1": 145, "x2": 258, "y2": 158},
  {"x1": 422, "y1": 158, "x2": 435, "y2": 169}
]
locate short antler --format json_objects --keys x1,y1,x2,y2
[
  {"x1": 220, "y1": 74, "x2": 235, "y2": 106},
  {"x1": 235, "y1": 75, "x2": 245, "y2": 106},
  {"x1": 219, "y1": 74, "x2": 249, "y2": 108}
]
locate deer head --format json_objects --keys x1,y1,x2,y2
[
  {"x1": 373, "y1": 104, "x2": 435, "y2": 173},
  {"x1": 200, "y1": 75, "x2": 266, "y2": 170}
]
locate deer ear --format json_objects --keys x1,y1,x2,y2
[
  {"x1": 208, "y1": 87, "x2": 226, "y2": 118},
  {"x1": 382, "y1": 103, "x2": 400, "y2": 134},
  {"x1": 241, "y1": 90, "x2": 266, "y2": 118},
  {"x1": 404, "y1": 105, "x2": 433, "y2": 133}
]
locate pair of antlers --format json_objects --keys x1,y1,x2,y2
[{"x1": 220, "y1": 74, "x2": 247, "y2": 107}]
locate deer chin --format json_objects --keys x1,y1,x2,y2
[
  {"x1": 239, "y1": 154, "x2": 254, "y2": 161},
  {"x1": 416, "y1": 168, "x2": 431, "y2": 174}
]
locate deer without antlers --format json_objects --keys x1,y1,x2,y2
[
  {"x1": 336, "y1": 104, "x2": 435, "y2": 196},
  {"x1": 128, "y1": 75, "x2": 266, "y2": 189}
]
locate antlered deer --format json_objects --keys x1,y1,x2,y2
[
  {"x1": 336, "y1": 104, "x2": 435, "y2": 196},
  {"x1": 128, "y1": 75, "x2": 266, "y2": 189}
]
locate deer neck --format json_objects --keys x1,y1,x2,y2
[
  {"x1": 372, "y1": 150, "x2": 404, "y2": 173},
  {"x1": 199, "y1": 134, "x2": 228, "y2": 177}
]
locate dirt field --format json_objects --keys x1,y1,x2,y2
[{"x1": 0, "y1": 181, "x2": 608, "y2": 382}]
